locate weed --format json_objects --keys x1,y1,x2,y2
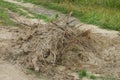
[
  {"x1": 78, "y1": 69, "x2": 87, "y2": 78},
  {"x1": 49, "y1": 13, "x2": 59, "y2": 22},
  {"x1": 90, "y1": 75, "x2": 96, "y2": 79},
  {"x1": 77, "y1": 69, "x2": 119, "y2": 80}
]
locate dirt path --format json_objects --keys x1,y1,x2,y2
[
  {"x1": 4, "y1": 0, "x2": 63, "y2": 17},
  {"x1": 5, "y1": 0, "x2": 119, "y2": 38},
  {"x1": 0, "y1": 60, "x2": 46, "y2": 80}
]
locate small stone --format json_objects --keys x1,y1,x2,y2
[{"x1": 35, "y1": 67, "x2": 39, "y2": 72}]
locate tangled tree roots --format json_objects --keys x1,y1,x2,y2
[{"x1": 6, "y1": 14, "x2": 93, "y2": 73}]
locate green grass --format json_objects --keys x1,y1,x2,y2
[
  {"x1": 22, "y1": 0, "x2": 120, "y2": 31},
  {"x1": 20, "y1": 7, "x2": 51, "y2": 22},
  {"x1": 0, "y1": 0, "x2": 29, "y2": 25},
  {"x1": 0, "y1": 7, "x2": 16, "y2": 25},
  {"x1": 0, "y1": 0, "x2": 29, "y2": 16},
  {"x1": 77, "y1": 69, "x2": 118, "y2": 80},
  {"x1": 78, "y1": 69, "x2": 87, "y2": 78},
  {"x1": 22, "y1": 7, "x2": 58, "y2": 22},
  {"x1": 90, "y1": 75, "x2": 96, "y2": 79},
  {"x1": 0, "y1": 0, "x2": 50, "y2": 26}
]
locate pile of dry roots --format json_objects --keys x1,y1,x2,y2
[{"x1": 4, "y1": 14, "x2": 96, "y2": 73}]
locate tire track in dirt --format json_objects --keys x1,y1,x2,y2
[{"x1": 5, "y1": 0, "x2": 119, "y2": 38}]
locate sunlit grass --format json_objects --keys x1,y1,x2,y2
[
  {"x1": 22, "y1": 0, "x2": 120, "y2": 31},
  {"x1": 0, "y1": 0, "x2": 29, "y2": 25},
  {"x1": 0, "y1": 0, "x2": 50, "y2": 25},
  {"x1": 0, "y1": 7, "x2": 15, "y2": 25}
]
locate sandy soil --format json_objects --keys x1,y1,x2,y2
[{"x1": 0, "y1": 60, "x2": 31, "y2": 80}]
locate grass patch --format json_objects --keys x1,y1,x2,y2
[
  {"x1": 77, "y1": 69, "x2": 118, "y2": 80},
  {"x1": 90, "y1": 75, "x2": 96, "y2": 79},
  {"x1": 78, "y1": 69, "x2": 87, "y2": 78},
  {"x1": 0, "y1": 0, "x2": 29, "y2": 25},
  {"x1": 21, "y1": 6, "x2": 58, "y2": 22},
  {"x1": 0, "y1": 2, "x2": 10, "y2": 25},
  {"x1": 0, "y1": 7, "x2": 15, "y2": 25},
  {"x1": 0, "y1": 0, "x2": 50, "y2": 26},
  {"x1": 0, "y1": 0, "x2": 28, "y2": 16},
  {"x1": 22, "y1": 0, "x2": 120, "y2": 31},
  {"x1": 20, "y1": 7, "x2": 51, "y2": 22}
]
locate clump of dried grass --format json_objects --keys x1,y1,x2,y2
[{"x1": 6, "y1": 13, "x2": 91, "y2": 73}]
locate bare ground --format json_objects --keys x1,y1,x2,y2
[{"x1": 0, "y1": 60, "x2": 31, "y2": 80}]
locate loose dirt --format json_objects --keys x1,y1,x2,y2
[{"x1": 0, "y1": 60, "x2": 31, "y2": 80}]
